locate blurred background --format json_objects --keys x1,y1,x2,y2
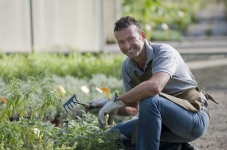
[
  {"x1": 0, "y1": 0, "x2": 226, "y2": 53},
  {"x1": 0, "y1": 1, "x2": 227, "y2": 149}
]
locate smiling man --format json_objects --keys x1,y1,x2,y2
[{"x1": 92, "y1": 16, "x2": 218, "y2": 150}]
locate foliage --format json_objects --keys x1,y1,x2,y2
[
  {"x1": 0, "y1": 113, "x2": 125, "y2": 149},
  {"x1": 0, "y1": 51, "x2": 128, "y2": 149},
  {"x1": 0, "y1": 73, "x2": 125, "y2": 149},
  {"x1": 0, "y1": 52, "x2": 125, "y2": 83},
  {"x1": 51, "y1": 73, "x2": 124, "y2": 122},
  {"x1": 0, "y1": 71, "x2": 124, "y2": 123},
  {"x1": 122, "y1": 0, "x2": 203, "y2": 40},
  {"x1": 52, "y1": 74, "x2": 123, "y2": 103},
  {"x1": 0, "y1": 71, "x2": 63, "y2": 122}
]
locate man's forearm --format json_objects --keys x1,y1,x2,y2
[
  {"x1": 117, "y1": 72, "x2": 170, "y2": 104},
  {"x1": 117, "y1": 105, "x2": 138, "y2": 116},
  {"x1": 117, "y1": 80, "x2": 158, "y2": 104}
]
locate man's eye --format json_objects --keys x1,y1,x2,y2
[{"x1": 130, "y1": 38, "x2": 134, "y2": 41}]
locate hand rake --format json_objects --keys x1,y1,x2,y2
[
  {"x1": 63, "y1": 94, "x2": 115, "y2": 125},
  {"x1": 63, "y1": 94, "x2": 96, "y2": 112},
  {"x1": 63, "y1": 94, "x2": 86, "y2": 112}
]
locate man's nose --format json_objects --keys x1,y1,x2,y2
[{"x1": 125, "y1": 42, "x2": 131, "y2": 49}]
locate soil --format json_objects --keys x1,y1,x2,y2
[
  {"x1": 180, "y1": 0, "x2": 227, "y2": 147},
  {"x1": 188, "y1": 65, "x2": 227, "y2": 150}
]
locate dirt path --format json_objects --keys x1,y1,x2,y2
[
  {"x1": 181, "y1": 2, "x2": 227, "y2": 148},
  {"x1": 190, "y1": 65, "x2": 227, "y2": 150}
]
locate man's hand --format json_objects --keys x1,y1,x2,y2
[
  {"x1": 85, "y1": 98, "x2": 110, "y2": 115},
  {"x1": 98, "y1": 93, "x2": 125, "y2": 128}
]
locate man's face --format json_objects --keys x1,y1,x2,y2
[{"x1": 114, "y1": 25, "x2": 145, "y2": 60}]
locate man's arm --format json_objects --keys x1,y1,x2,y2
[
  {"x1": 117, "y1": 71, "x2": 171, "y2": 116},
  {"x1": 117, "y1": 102, "x2": 139, "y2": 116}
]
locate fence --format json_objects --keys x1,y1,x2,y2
[{"x1": 0, "y1": 0, "x2": 121, "y2": 53}]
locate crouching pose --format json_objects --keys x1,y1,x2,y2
[{"x1": 87, "y1": 16, "x2": 218, "y2": 150}]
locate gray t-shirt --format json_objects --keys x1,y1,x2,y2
[{"x1": 122, "y1": 40, "x2": 197, "y2": 95}]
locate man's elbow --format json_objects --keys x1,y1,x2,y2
[{"x1": 148, "y1": 83, "x2": 163, "y2": 96}]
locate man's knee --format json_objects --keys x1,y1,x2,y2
[{"x1": 139, "y1": 94, "x2": 162, "y2": 108}]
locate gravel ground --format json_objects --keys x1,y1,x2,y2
[
  {"x1": 180, "y1": 2, "x2": 227, "y2": 148},
  {"x1": 188, "y1": 64, "x2": 227, "y2": 150}
]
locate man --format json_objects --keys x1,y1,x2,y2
[{"x1": 88, "y1": 16, "x2": 218, "y2": 150}]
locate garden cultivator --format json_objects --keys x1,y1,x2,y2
[
  {"x1": 63, "y1": 94, "x2": 98, "y2": 112},
  {"x1": 63, "y1": 94, "x2": 114, "y2": 125}
]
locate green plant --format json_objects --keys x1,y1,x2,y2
[
  {"x1": 0, "y1": 52, "x2": 125, "y2": 83},
  {"x1": 150, "y1": 29, "x2": 182, "y2": 41},
  {"x1": 0, "y1": 72, "x2": 126, "y2": 149},
  {"x1": 122, "y1": 0, "x2": 203, "y2": 41},
  {"x1": 53, "y1": 112, "x2": 125, "y2": 150},
  {"x1": 0, "y1": 71, "x2": 63, "y2": 122},
  {"x1": 0, "y1": 112, "x2": 125, "y2": 149},
  {"x1": 0, "y1": 70, "x2": 125, "y2": 124}
]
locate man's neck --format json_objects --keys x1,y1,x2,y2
[{"x1": 135, "y1": 46, "x2": 147, "y2": 71}]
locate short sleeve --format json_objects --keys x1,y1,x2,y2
[{"x1": 152, "y1": 44, "x2": 178, "y2": 78}]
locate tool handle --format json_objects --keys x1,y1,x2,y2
[
  {"x1": 107, "y1": 115, "x2": 115, "y2": 126},
  {"x1": 82, "y1": 103, "x2": 97, "y2": 109}
]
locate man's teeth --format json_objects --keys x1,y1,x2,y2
[{"x1": 127, "y1": 49, "x2": 133, "y2": 52}]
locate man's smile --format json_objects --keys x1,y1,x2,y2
[{"x1": 127, "y1": 49, "x2": 134, "y2": 53}]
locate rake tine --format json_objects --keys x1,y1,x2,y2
[
  {"x1": 63, "y1": 102, "x2": 71, "y2": 113},
  {"x1": 64, "y1": 106, "x2": 68, "y2": 113},
  {"x1": 63, "y1": 94, "x2": 82, "y2": 113},
  {"x1": 63, "y1": 95, "x2": 74, "y2": 112},
  {"x1": 63, "y1": 103, "x2": 68, "y2": 112}
]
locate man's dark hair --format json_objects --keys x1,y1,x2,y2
[{"x1": 114, "y1": 16, "x2": 142, "y2": 33}]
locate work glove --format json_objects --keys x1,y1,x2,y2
[
  {"x1": 98, "y1": 93, "x2": 126, "y2": 128},
  {"x1": 85, "y1": 98, "x2": 110, "y2": 115}
]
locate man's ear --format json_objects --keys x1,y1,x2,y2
[{"x1": 141, "y1": 31, "x2": 146, "y2": 40}]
